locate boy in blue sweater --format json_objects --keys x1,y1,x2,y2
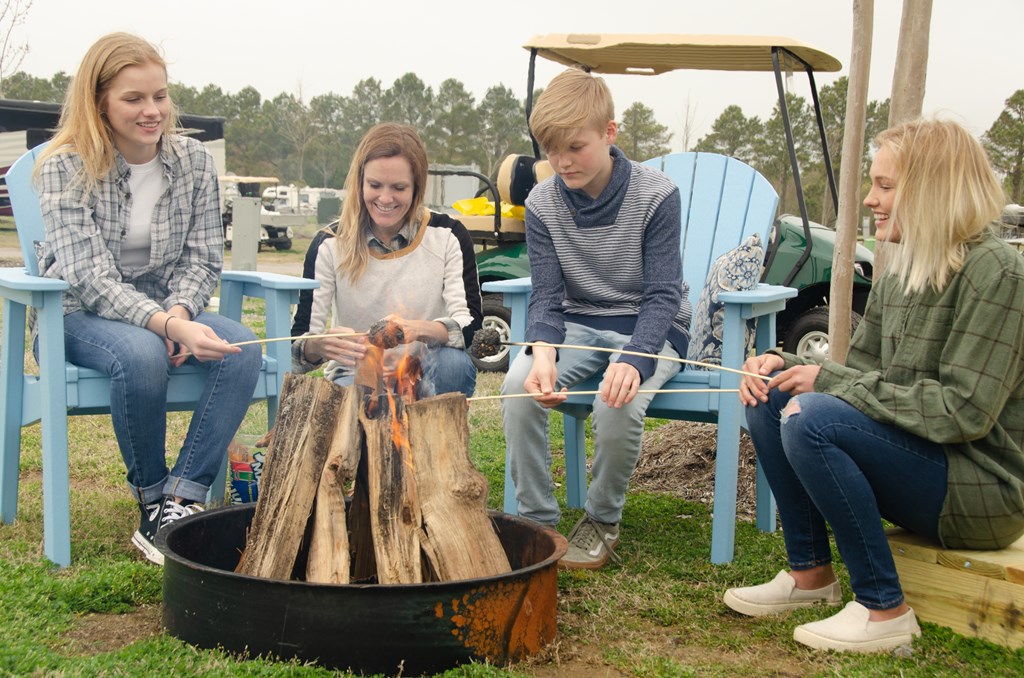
[{"x1": 501, "y1": 68, "x2": 690, "y2": 569}]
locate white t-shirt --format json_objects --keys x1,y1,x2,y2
[{"x1": 122, "y1": 155, "x2": 167, "y2": 267}]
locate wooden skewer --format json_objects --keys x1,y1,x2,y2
[
  {"x1": 170, "y1": 331, "x2": 368, "y2": 359},
  {"x1": 501, "y1": 341, "x2": 772, "y2": 382},
  {"x1": 468, "y1": 388, "x2": 739, "y2": 403}
]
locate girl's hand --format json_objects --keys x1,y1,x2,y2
[
  {"x1": 739, "y1": 353, "x2": 785, "y2": 407},
  {"x1": 169, "y1": 318, "x2": 241, "y2": 366},
  {"x1": 768, "y1": 365, "x2": 821, "y2": 396}
]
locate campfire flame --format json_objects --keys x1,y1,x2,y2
[{"x1": 385, "y1": 351, "x2": 421, "y2": 469}]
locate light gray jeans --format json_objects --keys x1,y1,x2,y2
[{"x1": 500, "y1": 322, "x2": 680, "y2": 525}]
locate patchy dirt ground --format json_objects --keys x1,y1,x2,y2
[{"x1": 633, "y1": 421, "x2": 758, "y2": 521}]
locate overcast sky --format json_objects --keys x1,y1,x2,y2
[{"x1": 11, "y1": 1, "x2": 1022, "y2": 149}]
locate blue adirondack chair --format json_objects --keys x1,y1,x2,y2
[
  {"x1": 483, "y1": 151, "x2": 798, "y2": 564},
  {"x1": 0, "y1": 144, "x2": 318, "y2": 567}
]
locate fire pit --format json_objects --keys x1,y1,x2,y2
[{"x1": 157, "y1": 505, "x2": 567, "y2": 675}]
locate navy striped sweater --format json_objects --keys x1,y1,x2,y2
[{"x1": 524, "y1": 145, "x2": 690, "y2": 381}]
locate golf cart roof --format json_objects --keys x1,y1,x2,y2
[{"x1": 523, "y1": 34, "x2": 842, "y2": 74}]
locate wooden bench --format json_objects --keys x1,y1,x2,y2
[{"x1": 887, "y1": 528, "x2": 1024, "y2": 649}]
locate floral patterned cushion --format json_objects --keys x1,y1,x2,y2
[{"x1": 686, "y1": 233, "x2": 764, "y2": 368}]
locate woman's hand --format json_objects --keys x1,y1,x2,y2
[
  {"x1": 768, "y1": 365, "x2": 821, "y2": 396},
  {"x1": 739, "y1": 353, "x2": 785, "y2": 406},
  {"x1": 304, "y1": 325, "x2": 366, "y2": 367},
  {"x1": 601, "y1": 361, "x2": 641, "y2": 408},
  {"x1": 524, "y1": 344, "x2": 566, "y2": 408}
]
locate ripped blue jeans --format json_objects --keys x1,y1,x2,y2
[{"x1": 744, "y1": 387, "x2": 948, "y2": 610}]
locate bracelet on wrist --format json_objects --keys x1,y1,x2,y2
[{"x1": 163, "y1": 315, "x2": 176, "y2": 341}]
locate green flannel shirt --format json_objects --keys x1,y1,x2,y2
[{"x1": 777, "y1": 231, "x2": 1024, "y2": 549}]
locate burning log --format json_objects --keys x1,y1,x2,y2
[
  {"x1": 239, "y1": 353, "x2": 509, "y2": 584},
  {"x1": 408, "y1": 393, "x2": 511, "y2": 580},
  {"x1": 358, "y1": 391, "x2": 423, "y2": 584},
  {"x1": 237, "y1": 374, "x2": 359, "y2": 581},
  {"x1": 305, "y1": 383, "x2": 361, "y2": 584}
]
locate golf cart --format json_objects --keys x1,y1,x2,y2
[
  {"x1": 219, "y1": 175, "x2": 302, "y2": 251},
  {"x1": 462, "y1": 34, "x2": 874, "y2": 371}
]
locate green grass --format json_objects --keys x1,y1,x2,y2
[
  {"x1": 1, "y1": 250, "x2": 1022, "y2": 674},
  {"x1": 1, "y1": 371, "x2": 1021, "y2": 676}
]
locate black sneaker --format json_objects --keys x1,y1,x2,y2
[
  {"x1": 132, "y1": 496, "x2": 168, "y2": 565},
  {"x1": 131, "y1": 497, "x2": 206, "y2": 565},
  {"x1": 160, "y1": 498, "x2": 205, "y2": 530}
]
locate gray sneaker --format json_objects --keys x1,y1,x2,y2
[{"x1": 559, "y1": 515, "x2": 621, "y2": 570}]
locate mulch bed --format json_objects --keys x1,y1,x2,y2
[{"x1": 633, "y1": 422, "x2": 758, "y2": 521}]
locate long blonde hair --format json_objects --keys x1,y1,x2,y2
[
  {"x1": 35, "y1": 32, "x2": 180, "y2": 192},
  {"x1": 335, "y1": 123, "x2": 428, "y2": 283},
  {"x1": 877, "y1": 119, "x2": 1005, "y2": 293}
]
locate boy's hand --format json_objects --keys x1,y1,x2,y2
[
  {"x1": 524, "y1": 345, "x2": 567, "y2": 408},
  {"x1": 601, "y1": 361, "x2": 640, "y2": 408}
]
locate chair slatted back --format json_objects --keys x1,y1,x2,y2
[
  {"x1": 6, "y1": 142, "x2": 49, "y2": 276},
  {"x1": 642, "y1": 152, "x2": 778, "y2": 307}
]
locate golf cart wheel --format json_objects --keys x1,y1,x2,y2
[
  {"x1": 472, "y1": 297, "x2": 512, "y2": 372},
  {"x1": 274, "y1": 239, "x2": 292, "y2": 251},
  {"x1": 782, "y1": 306, "x2": 862, "y2": 364}
]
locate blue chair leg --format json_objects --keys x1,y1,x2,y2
[
  {"x1": 502, "y1": 448, "x2": 517, "y2": 514},
  {"x1": 0, "y1": 299, "x2": 26, "y2": 524},
  {"x1": 710, "y1": 402, "x2": 740, "y2": 565},
  {"x1": 755, "y1": 459, "x2": 777, "y2": 532},
  {"x1": 563, "y1": 413, "x2": 587, "y2": 509},
  {"x1": 38, "y1": 302, "x2": 72, "y2": 567}
]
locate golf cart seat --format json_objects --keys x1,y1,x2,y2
[{"x1": 454, "y1": 154, "x2": 554, "y2": 242}]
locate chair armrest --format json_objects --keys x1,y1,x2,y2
[
  {"x1": 717, "y1": 283, "x2": 798, "y2": 309},
  {"x1": 220, "y1": 270, "x2": 321, "y2": 291},
  {"x1": 482, "y1": 277, "x2": 533, "y2": 295},
  {"x1": 0, "y1": 267, "x2": 69, "y2": 293}
]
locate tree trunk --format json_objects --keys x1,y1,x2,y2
[
  {"x1": 877, "y1": 0, "x2": 934, "y2": 272},
  {"x1": 830, "y1": 0, "x2": 874, "y2": 365}
]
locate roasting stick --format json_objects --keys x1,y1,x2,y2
[
  {"x1": 468, "y1": 388, "x2": 739, "y2": 403},
  {"x1": 170, "y1": 331, "x2": 368, "y2": 360},
  {"x1": 501, "y1": 341, "x2": 772, "y2": 382}
]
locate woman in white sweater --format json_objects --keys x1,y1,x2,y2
[{"x1": 292, "y1": 123, "x2": 482, "y2": 397}]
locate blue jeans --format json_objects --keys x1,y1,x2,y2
[
  {"x1": 332, "y1": 345, "x2": 477, "y2": 398},
  {"x1": 745, "y1": 387, "x2": 948, "y2": 610},
  {"x1": 501, "y1": 322, "x2": 681, "y2": 526},
  {"x1": 62, "y1": 311, "x2": 262, "y2": 504}
]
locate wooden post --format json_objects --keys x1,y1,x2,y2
[
  {"x1": 830, "y1": 0, "x2": 874, "y2": 364},
  {"x1": 408, "y1": 393, "x2": 511, "y2": 580}
]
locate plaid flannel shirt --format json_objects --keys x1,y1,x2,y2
[{"x1": 36, "y1": 134, "x2": 223, "y2": 327}]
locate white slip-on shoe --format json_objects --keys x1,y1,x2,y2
[
  {"x1": 723, "y1": 570, "x2": 842, "y2": 617},
  {"x1": 793, "y1": 601, "x2": 922, "y2": 652}
]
